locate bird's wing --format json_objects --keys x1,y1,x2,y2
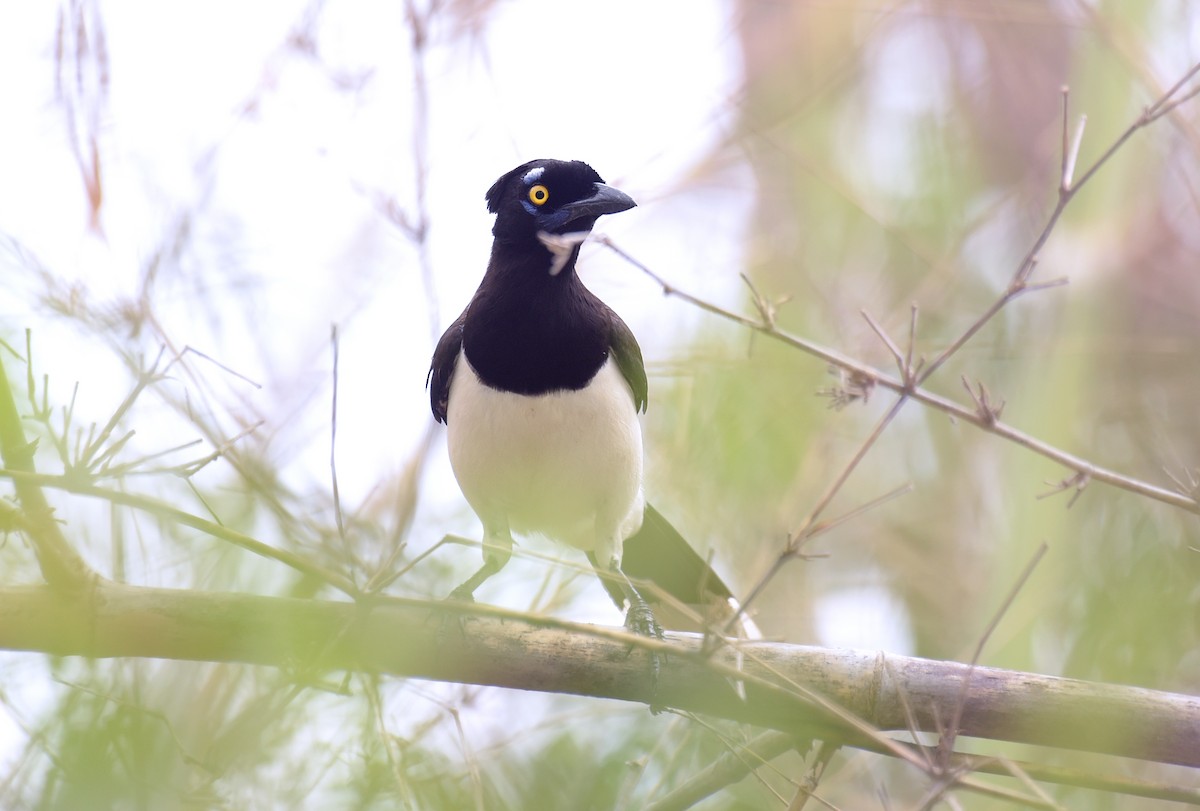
[
  {"x1": 427, "y1": 310, "x2": 467, "y2": 424},
  {"x1": 607, "y1": 308, "x2": 647, "y2": 413}
]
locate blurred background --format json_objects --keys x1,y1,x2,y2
[{"x1": 1, "y1": 0, "x2": 1198, "y2": 807}]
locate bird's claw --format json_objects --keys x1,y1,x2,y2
[
  {"x1": 624, "y1": 599, "x2": 663, "y2": 640},
  {"x1": 624, "y1": 598, "x2": 665, "y2": 712}
]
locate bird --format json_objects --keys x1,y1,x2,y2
[{"x1": 427, "y1": 158, "x2": 752, "y2": 639}]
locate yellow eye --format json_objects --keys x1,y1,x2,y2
[{"x1": 528, "y1": 184, "x2": 550, "y2": 206}]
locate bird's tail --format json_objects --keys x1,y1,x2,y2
[{"x1": 591, "y1": 503, "x2": 760, "y2": 639}]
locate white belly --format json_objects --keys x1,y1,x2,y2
[{"x1": 446, "y1": 352, "x2": 644, "y2": 552}]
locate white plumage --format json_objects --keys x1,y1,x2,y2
[{"x1": 446, "y1": 352, "x2": 644, "y2": 567}]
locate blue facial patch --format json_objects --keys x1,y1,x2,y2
[{"x1": 536, "y1": 208, "x2": 571, "y2": 231}]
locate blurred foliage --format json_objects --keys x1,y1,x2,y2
[
  {"x1": 1, "y1": 0, "x2": 1198, "y2": 808},
  {"x1": 650, "y1": 1, "x2": 1200, "y2": 806}
]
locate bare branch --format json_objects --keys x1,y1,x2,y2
[
  {"x1": 1, "y1": 582, "x2": 1198, "y2": 796},
  {"x1": 861, "y1": 309, "x2": 906, "y2": 380},
  {"x1": 914, "y1": 61, "x2": 1200, "y2": 388},
  {"x1": 600, "y1": 240, "x2": 1199, "y2": 515}
]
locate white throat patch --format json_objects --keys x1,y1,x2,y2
[{"x1": 537, "y1": 230, "x2": 589, "y2": 276}]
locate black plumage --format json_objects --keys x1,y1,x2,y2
[{"x1": 428, "y1": 159, "x2": 750, "y2": 637}]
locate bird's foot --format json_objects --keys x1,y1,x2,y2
[
  {"x1": 624, "y1": 597, "x2": 665, "y2": 712},
  {"x1": 446, "y1": 584, "x2": 477, "y2": 604},
  {"x1": 432, "y1": 584, "x2": 480, "y2": 642},
  {"x1": 624, "y1": 598, "x2": 663, "y2": 640}
]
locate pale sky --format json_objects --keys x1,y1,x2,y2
[
  {"x1": 0, "y1": 0, "x2": 918, "y2": 763},
  {"x1": 0, "y1": 0, "x2": 749, "y2": 501},
  {"x1": 0, "y1": 0, "x2": 916, "y2": 655}
]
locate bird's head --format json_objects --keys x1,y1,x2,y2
[{"x1": 485, "y1": 159, "x2": 635, "y2": 274}]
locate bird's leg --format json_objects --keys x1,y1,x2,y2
[
  {"x1": 448, "y1": 522, "x2": 512, "y2": 602},
  {"x1": 593, "y1": 524, "x2": 663, "y2": 640},
  {"x1": 602, "y1": 556, "x2": 665, "y2": 711},
  {"x1": 592, "y1": 520, "x2": 664, "y2": 700},
  {"x1": 611, "y1": 562, "x2": 663, "y2": 640}
]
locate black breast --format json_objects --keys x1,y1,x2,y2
[{"x1": 461, "y1": 262, "x2": 611, "y2": 396}]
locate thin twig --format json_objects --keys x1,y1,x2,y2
[
  {"x1": 172, "y1": 419, "x2": 264, "y2": 477},
  {"x1": 170, "y1": 345, "x2": 263, "y2": 390},
  {"x1": 1064, "y1": 114, "x2": 1087, "y2": 191},
  {"x1": 597, "y1": 238, "x2": 1199, "y2": 515},
  {"x1": 905, "y1": 304, "x2": 921, "y2": 380},
  {"x1": 788, "y1": 740, "x2": 839, "y2": 811},
  {"x1": 939, "y1": 543, "x2": 1049, "y2": 768},
  {"x1": 728, "y1": 413, "x2": 914, "y2": 632},
  {"x1": 0, "y1": 355, "x2": 95, "y2": 588},
  {"x1": 861, "y1": 309, "x2": 906, "y2": 378},
  {"x1": 916, "y1": 61, "x2": 1200, "y2": 388},
  {"x1": 0, "y1": 468, "x2": 360, "y2": 597},
  {"x1": 1059, "y1": 85, "x2": 1070, "y2": 190},
  {"x1": 76, "y1": 347, "x2": 166, "y2": 474},
  {"x1": 330, "y1": 324, "x2": 349, "y2": 559},
  {"x1": 792, "y1": 394, "x2": 911, "y2": 546},
  {"x1": 402, "y1": 0, "x2": 440, "y2": 347},
  {"x1": 1068, "y1": 59, "x2": 1200, "y2": 193}
]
